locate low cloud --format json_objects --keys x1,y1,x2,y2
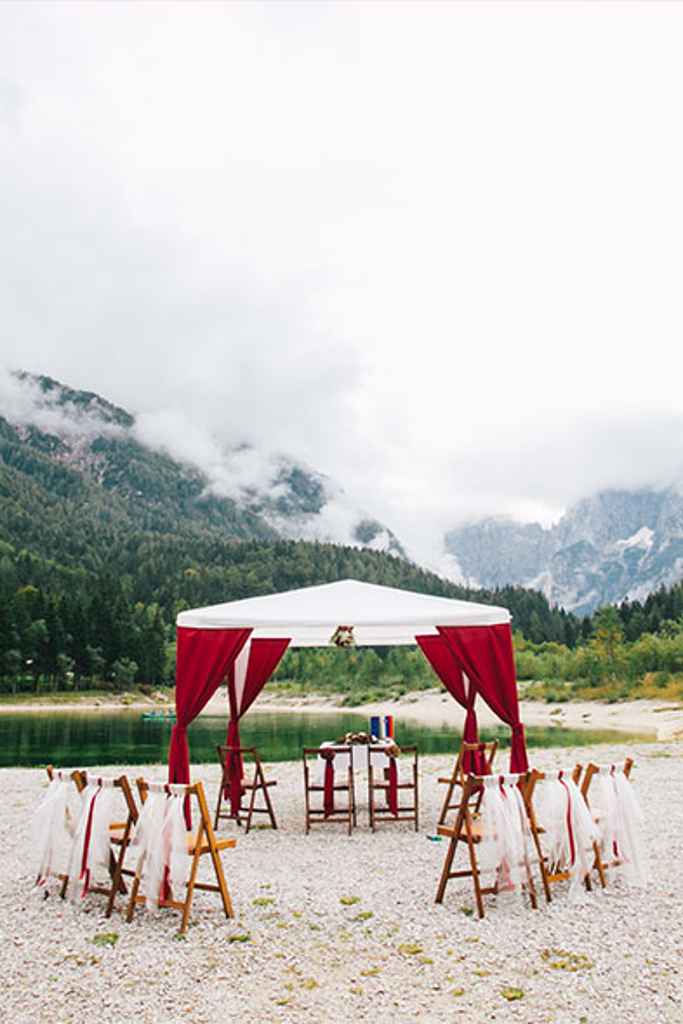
[{"x1": 1, "y1": 4, "x2": 683, "y2": 569}]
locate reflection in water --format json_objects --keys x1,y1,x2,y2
[{"x1": 0, "y1": 710, "x2": 650, "y2": 769}]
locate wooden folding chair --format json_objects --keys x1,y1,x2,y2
[
  {"x1": 302, "y1": 746, "x2": 356, "y2": 835},
  {"x1": 126, "y1": 779, "x2": 236, "y2": 934},
  {"x1": 214, "y1": 745, "x2": 278, "y2": 833},
  {"x1": 45, "y1": 768, "x2": 138, "y2": 910},
  {"x1": 75, "y1": 771, "x2": 139, "y2": 916},
  {"x1": 581, "y1": 758, "x2": 634, "y2": 889},
  {"x1": 437, "y1": 740, "x2": 498, "y2": 826},
  {"x1": 435, "y1": 772, "x2": 537, "y2": 918},
  {"x1": 367, "y1": 744, "x2": 419, "y2": 832},
  {"x1": 523, "y1": 765, "x2": 583, "y2": 903},
  {"x1": 40, "y1": 766, "x2": 85, "y2": 893}
]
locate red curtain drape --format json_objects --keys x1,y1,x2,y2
[
  {"x1": 169, "y1": 626, "x2": 252, "y2": 787},
  {"x1": 225, "y1": 637, "x2": 291, "y2": 816},
  {"x1": 416, "y1": 634, "x2": 484, "y2": 772},
  {"x1": 438, "y1": 623, "x2": 528, "y2": 772}
]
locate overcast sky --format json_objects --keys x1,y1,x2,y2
[{"x1": 2, "y1": 2, "x2": 683, "y2": 562}]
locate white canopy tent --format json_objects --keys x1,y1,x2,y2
[
  {"x1": 176, "y1": 578, "x2": 511, "y2": 647},
  {"x1": 170, "y1": 579, "x2": 528, "y2": 797}
]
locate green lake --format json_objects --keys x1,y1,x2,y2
[{"x1": 0, "y1": 710, "x2": 651, "y2": 769}]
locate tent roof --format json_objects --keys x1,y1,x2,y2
[{"x1": 176, "y1": 578, "x2": 511, "y2": 647}]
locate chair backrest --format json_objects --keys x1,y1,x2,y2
[
  {"x1": 79, "y1": 770, "x2": 139, "y2": 823},
  {"x1": 61, "y1": 772, "x2": 138, "y2": 901},
  {"x1": 303, "y1": 745, "x2": 352, "y2": 764},
  {"x1": 578, "y1": 758, "x2": 646, "y2": 885},
  {"x1": 454, "y1": 740, "x2": 497, "y2": 783},
  {"x1": 303, "y1": 745, "x2": 355, "y2": 787},
  {"x1": 581, "y1": 758, "x2": 633, "y2": 802},
  {"x1": 129, "y1": 776, "x2": 236, "y2": 931},
  {"x1": 525, "y1": 764, "x2": 582, "y2": 807},
  {"x1": 217, "y1": 743, "x2": 259, "y2": 771},
  {"x1": 33, "y1": 766, "x2": 85, "y2": 885},
  {"x1": 46, "y1": 764, "x2": 86, "y2": 792},
  {"x1": 367, "y1": 743, "x2": 418, "y2": 768},
  {"x1": 469, "y1": 771, "x2": 533, "y2": 889}
]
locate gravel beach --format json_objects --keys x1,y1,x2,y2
[{"x1": 1, "y1": 741, "x2": 681, "y2": 1024}]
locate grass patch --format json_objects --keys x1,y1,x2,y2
[
  {"x1": 541, "y1": 948, "x2": 594, "y2": 972},
  {"x1": 501, "y1": 987, "x2": 524, "y2": 1001},
  {"x1": 398, "y1": 943, "x2": 423, "y2": 956}
]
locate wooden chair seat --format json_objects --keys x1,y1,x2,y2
[
  {"x1": 188, "y1": 833, "x2": 237, "y2": 855},
  {"x1": 370, "y1": 780, "x2": 415, "y2": 790},
  {"x1": 307, "y1": 783, "x2": 357, "y2": 793},
  {"x1": 437, "y1": 821, "x2": 483, "y2": 842}
]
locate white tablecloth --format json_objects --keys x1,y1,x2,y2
[{"x1": 315, "y1": 740, "x2": 394, "y2": 786}]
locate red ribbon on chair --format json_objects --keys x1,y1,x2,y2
[
  {"x1": 321, "y1": 749, "x2": 335, "y2": 816},
  {"x1": 558, "y1": 772, "x2": 576, "y2": 866},
  {"x1": 79, "y1": 785, "x2": 101, "y2": 897},
  {"x1": 226, "y1": 720, "x2": 245, "y2": 816},
  {"x1": 387, "y1": 757, "x2": 398, "y2": 816}
]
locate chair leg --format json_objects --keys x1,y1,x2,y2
[
  {"x1": 438, "y1": 777, "x2": 457, "y2": 826},
  {"x1": 214, "y1": 774, "x2": 225, "y2": 830},
  {"x1": 530, "y1": 828, "x2": 552, "y2": 904},
  {"x1": 435, "y1": 834, "x2": 458, "y2": 904},
  {"x1": 524, "y1": 856, "x2": 538, "y2": 910},
  {"x1": 303, "y1": 766, "x2": 311, "y2": 834},
  {"x1": 435, "y1": 802, "x2": 466, "y2": 904},
  {"x1": 105, "y1": 848, "x2": 126, "y2": 917},
  {"x1": 351, "y1": 774, "x2": 357, "y2": 828},
  {"x1": 244, "y1": 783, "x2": 258, "y2": 835},
  {"x1": 262, "y1": 781, "x2": 278, "y2": 830},
  {"x1": 368, "y1": 769, "x2": 375, "y2": 833},
  {"x1": 592, "y1": 841, "x2": 607, "y2": 888},
  {"x1": 179, "y1": 848, "x2": 202, "y2": 935},
  {"x1": 414, "y1": 763, "x2": 419, "y2": 832},
  {"x1": 207, "y1": 840, "x2": 234, "y2": 920},
  {"x1": 125, "y1": 859, "x2": 144, "y2": 923},
  {"x1": 462, "y1": 816, "x2": 486, "y2": 919}
]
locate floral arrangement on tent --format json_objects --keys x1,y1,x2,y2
[{"x1": 330, "y1": 625, "x2": 355, "y2": 647}]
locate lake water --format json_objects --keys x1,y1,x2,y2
[{"x1": 0, "y1": 709, "x2": 651, "y2": 769}]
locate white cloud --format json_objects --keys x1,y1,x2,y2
[{"x1": 1, "y1": 1, "x2": 683, "y2": 565}]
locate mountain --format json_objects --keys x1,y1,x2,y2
[
  {"x1": 0, "y1": 371, "x2": 404, "y2": 558},
  {"x1": 0, "y1": 370, "x2": 578, "y2": 647},
  {"x1": 444, "y1": 488, "x2": 683, "y2": 614}
]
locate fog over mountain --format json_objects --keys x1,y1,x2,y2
[
  {"x1": 0, "y1": 368, "x2": 404, "y2": 557},
  {"x1": 5, "y1": 368, "x2": 683, "y2": 614}
]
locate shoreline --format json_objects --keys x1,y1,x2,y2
[{"x1": 2, "y1": 687, "x2": 682, "y2": 740}]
